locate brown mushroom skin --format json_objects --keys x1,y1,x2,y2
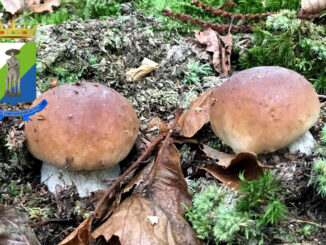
[
  {"x1": 25, "y1": 83, "x2": 139, "y2": 170},
  {"x1": 210, "y1": 66, "x2": 320, "y2": 154}
]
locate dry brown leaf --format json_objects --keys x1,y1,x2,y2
[
  {"x1": 92, "y1": 194, "x2": 182, "y2": 245},
  {"x1": 201, "y1": 144, "x2": 260, "y2": 169},
  {"x1": 194, "y1": 28, "x2": 232, "y2": 75},
  {"x1": 199, "y1": 147, "x2": 263, "y2": 189},
  {"x1": 217, "y1": 33, "x2": 232, "y2": 76},
  {"x1": 194, "y1": 28, "x2": 219, "y2": 53},
  {"x1": 0, "y1": 0, "x2": 26, "y2": 15},
  {"x1": 176, "y1": 89, "x2": 215, "y2": 137},
  {"x1": 92, "y1": 144, "x2": 200, "y2": 245},
  {"x1": 49, "y1": 77, "x2": 59, "y2": 88},
  {"x1": 0, "y1": 204, "x2": 41, "y2": 245},
  {"x1": 58, "y1": 217, "x2": 92, "y2": 245},
  {"x1": 28, "y1": 0, "x2": 61, "y2": 13},
  {"x1": 148, "y1": 117, "x2": 169, "y2": 134},
  {"x1": 126, "y1": 58, "x2": 160, "y2": 82}
]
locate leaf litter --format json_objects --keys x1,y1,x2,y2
[
  {"x1": 60, "y1": 110, "x2": 201, "y2": 245},
  {"x1": 1, "y1": 5, "x2": 325, "y2": 244},
  {"x1": 1, "y1": 0, "x2": 61, "y2": 15},
  {"x1": 0, "y1": 204, "x2": 41, "y2": 245}
]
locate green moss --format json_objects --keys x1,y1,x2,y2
[
  {"x1": 239, "y1": 10, "x2": 326, "y2": 93},
  {"x1": 311, "y1": 158, "x2": 326, "y2": 198},
  {"x1": 321, "y1": 124, "x2": 326, "y2": 144},
  {"x1": 186, "y1": 171, "x2": 287, "y2": 244},
  {"x1": 12, "y1": 0, "x2": 127, "y2": 27}
]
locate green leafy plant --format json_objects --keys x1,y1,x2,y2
[
  {"x1": 183, "y1": 60, "x2": 212, "y2": 84},
  {"x1": 311, "y1": 158, "x2": 326, "y2": 198},
  {"x1": 239, "y1": 10, "x2": 326, "y2": 93},
  {"x1": 321, "y1": 124, "x2": 326, "y2": 143},
  {"x1": 74, "y1": 0, "x2": 123, "y2": 19},
  {"x1": 13, "y1": 0, "x2": 127, "y2": 27},
  {"x1": 186, "y1": 171, "x2": 287, "y2": 244}
]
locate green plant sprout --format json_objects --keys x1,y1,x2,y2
[{"x1": 183, "y1": 60, "x2": 212, "y2": 84}]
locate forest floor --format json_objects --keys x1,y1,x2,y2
[{"x1": 0, "y1": 4, "x2": 325, "y2": 245}]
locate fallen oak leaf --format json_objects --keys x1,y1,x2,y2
[
  {"x1": 0, "y1": 204, "x2": 41, "y2": 245},
  {"x1": 126, "y1": 58, "x2": 160, "y2": 82},
  {"x1": 201, "y1": 144, "x2": 260, "y2": 168},
  {"x1": 148, "y1": 117, "x2": 169, "y2": 134},
  {"x1": 176, "y1": 89, "x2": 215, "y2": 137},
  {"x1": 194, "y1": 28, "x2": 219, "y2": 53},
  {"x1": 28, "y1": 0, "x2": 61, "y2": 13},
  {"x1": 194, "y1": 28, "x2": 232, "y2": 75},
  {"x1": 58, "y1": 217, "x2": 92, "y2": 245},
  {"x1": 216, "y1": 32, "x2": 232, "y2": 76},
  {"x1": 92, "y1": 144, "x2": 200, "y2": 245},
  {"x1": 198, "y1": 145, "x2": 263, "y2": 189},
  {"x1": 92, "y1": 194, "x2": 181, "y2": 245},
  {"x1": 0, "y1": 0, "x2": 26, "y2": 15}
]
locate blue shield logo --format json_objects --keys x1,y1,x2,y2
[
  {"x1": 0, "y1": 42, "x2": 47, "y2": 121},
  {"x1": 0, "y1": 43, "x2": 36, "y2": 104}
]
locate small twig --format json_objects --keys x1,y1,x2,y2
[
  {"x1": 290, "y1": 219, "x2": 326, "y2": 229},
  {"x1": 228, "y1": 14, "x2": 234, "y2": 34},
  {"x1": 27, "y1": 218, "x2": 73, "y2": 227},
  {"x1": 147, "y1": 108, "x2": 184, "y2": 187},
  {"x1": 93, "y1": 133, "x2": 165, "y2": 219},
  {"x1": 0, "y1": 190, "x2": 10, "y2": 195}
]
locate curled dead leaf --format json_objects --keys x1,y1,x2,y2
[
  {"x1": 199, "y1": 145, "x2": 263, "y2": 189},
  {"x1": 0, "y1": 0, "x2": 26, "y2": 15},
  {"x1": 28, "y1": 0, "x2": 61, "y2": 13},
  {"x1": 194, "y1": 28, "x2": 219, "y2": 52},
  {"x1": 148, "y1": 117, "x2": 169, "y2": 134},
  {"x1": 0, "y1": 204, "x2": 41, "y2": 245},
  {"x1": 91, "y1": 144, "x2": 200, "y2": 245},
  {"x1": 194, "y1": 28, "x2": 232, "y2": 75},
  {"x1": 176, "y1": 89, "x2": 215, "y2": 137},
  {"x1": 126, "y1": 58, "x2": 160, "y2": 82},
  {"x1": 58, "y1": 217, "x2": 92, "y2": 245}
]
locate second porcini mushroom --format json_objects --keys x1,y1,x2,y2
[
  {"x1": 25, "y1": 82, "x2": 139, "y2": 197},
  {"x1": 210, "y1": 66, "x2": 320, "y2": 155}
]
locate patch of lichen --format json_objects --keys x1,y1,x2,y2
[{"x1": 35, "y1": 13, "x2": 222, "y2": 129}]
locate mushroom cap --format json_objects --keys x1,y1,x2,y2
[
  {"x1": 210, "y1": 66, "x2": 320, "y2": 154},
  {"x1": 25, "y1": 82, "x2": 139, "y2": 170}
]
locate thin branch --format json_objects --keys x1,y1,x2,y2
[
  {"x1": 290, "y1": 219, "x2": 326, "y2": 229},
  {"x1": 93, "y1": 133, "x2": 165, "y2": 219},
  {"x1": 147, "y1": 108, "x2": 184, "y2": 188},
  {"x1": 27, "y1": 218, "x2": 73, "y2": 227}
]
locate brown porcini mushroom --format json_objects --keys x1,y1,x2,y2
[
  {"x1": 210, "y1": 66, "x2": 320, "y2": 155},
  {"x1": 25, "y1": 82, "x2": 139, "y2": 197}
]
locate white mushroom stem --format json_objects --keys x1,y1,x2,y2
[
  {"x1": 41, "y1": 162, "x2": 121, "y2": 198},
  {"x1": 288, "y1": 130, "x2": 315, "y2": 155}
]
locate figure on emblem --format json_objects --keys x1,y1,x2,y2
[{"x1": 5, "y1": 48, "x2": 21, "y2": 96}]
